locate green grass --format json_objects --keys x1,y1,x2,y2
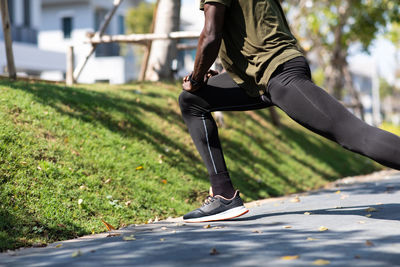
[{"x1": 0, "y1": 79, "x2": 380, "y2": 251}]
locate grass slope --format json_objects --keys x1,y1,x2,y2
[{"x1": 0, "y1": 79, "x2": 380, "y2": 251}]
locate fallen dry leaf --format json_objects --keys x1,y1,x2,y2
[
  {"x1": 212, "y1": 226, "x2": 224, "y2": 229},
  {"x1": 335, "y1": 190, "x2": 341, "y2": 194},
  {"x1": 365, "y1": 207, "x2": 377, "y2": 212},
  {"x1": 281, "y1": 255, "x2": 300, "y2": 260},
  {"x1": 365, "y1": 214, "x2": 372, "y2": 218},
  {"x1": 210, "y1": 248, "x2": 219, "y2": 255},
  {"x1": 319, "y1": 226, "x2": 328, "y2": 231},
  {"x1": 365, "y1": 240, "x2": 374, "y2": 247},
  {"x1": 55, "y1": 244, "x2": 62, "y2": 248},
  {"x1": 284, "y1": 225, "x2": 292, "y2": 229},
  {"x1": 203, "y1": 224, "x2": 212, "y2": 229},
  {"x1": 104, "y1": 178, "x2": 112, "y2": 184},
  {"x1": 71, "y1": 250, "x2": 82, "y2": 257},
  {"x1": 101, "y1": 219, "x2": 116, "y2": 231},
  {"x1": 252, "y1": 230, "x2": 262, "y2": 234},
  {"x1": 123, "y1": 234, "x2": 136, "y2": 241},
  {"x1": 135, "y1": 166, "x2": 144, "y2": 171},
  {"x1": 291, "y1": 196, "x2": 301, "y2": 203},
  {"x1": 306, "y1": 237, "x2": 318, "y2": 241},
  {"x1": 304, "y1": 212, "x2": 311, "y2": 215},
  {"x1": 161, "y1": 179, "x2": 168, "y2": 184},
  {"x1": 313, "y1": 259, "x2": 330, "y2": 265}
]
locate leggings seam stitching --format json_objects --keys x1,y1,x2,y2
[{"x1": 202, "y1": 115, "x2": 218, "y2": 174}]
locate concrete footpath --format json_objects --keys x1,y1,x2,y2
[{"x1": 1, "y1": 171, "x2": 400, "y2": 267}]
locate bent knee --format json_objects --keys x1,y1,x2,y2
[
  {"x1": 178, "y1": 90, "x2": 209, "y2": 116},
  {"x1": 178, "y1": 90, "x2": 193, "y2": 111},
  {"x1": 178, "y1": 90, "x2": 201, "y2": 113}
]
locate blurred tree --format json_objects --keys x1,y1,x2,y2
[
  {"x1": 386, "y1": 23, "x2": 400, "y2": 81},
  {"x1": 125, "y1": 2, "x2": 155, "y2": 34},
  {"x1": 145, "y1": 0, "x2": 181, "y2": 81},
  {"x1": 283, "y1": 0, "x2": 400, "y2": 105},
  {"x1": 380, "y1": 78, "x2": 395, "y2": 99}
]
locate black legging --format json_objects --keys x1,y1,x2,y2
[{"x1": 179, "y1": 56, "x2": 400, "y2": 197}]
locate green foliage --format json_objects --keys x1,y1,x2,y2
[
  {"x1": 284, "y1": 0, "x2": 400, "y2": 97},
  {"x1": 0, "y1": 79, "x2": 381, "y2": 251},
  {"x1": 126, "y1": 2, "x2": 155, "y2": 34},
  {"x1": 286, "y1": 0, "x2": 400, "y2": 53},
  {"x1": 379, "y1": 78, "x2": 395, "y2": 99},
  {"x1": 387, "y1": 23, "x2": 400, "y2": 48},
  {"x1": 312, "y1": 68, "x2": 325, "y2": 87}
]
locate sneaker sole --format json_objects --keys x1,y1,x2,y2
[{"x1": 183, "y1": 206, "x2": 249, "y2": 223}]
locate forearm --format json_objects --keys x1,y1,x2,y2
[{"x1": 191, "y1": 30, "x2": 222, "y2": 82}]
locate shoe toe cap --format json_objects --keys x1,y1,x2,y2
[{"x1": 183, "y1": 209, "x2": 205, "y2": 220}]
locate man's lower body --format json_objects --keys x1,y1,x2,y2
[{"x1": 179, "y1": 56, "x2": 400, "y2": 222}]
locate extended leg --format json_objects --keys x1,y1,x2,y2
[{"x1": 266, "y1": 58, "x2": 400, "y2": 170}]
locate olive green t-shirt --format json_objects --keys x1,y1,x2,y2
[{"x1": 200, "y1": 0, "x2": 303, "y2": 96}]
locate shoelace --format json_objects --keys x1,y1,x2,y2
[{"x1": 202, "y1": 196, "x2": 215, "y2": 206}]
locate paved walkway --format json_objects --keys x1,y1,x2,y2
[{"x1": 1, "y1": 171, "x2": 400, "y2": 266}]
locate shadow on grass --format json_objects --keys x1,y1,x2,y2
[
  {"x1": 4, "y1": 80, "x2": 378, "y2": 201},
  {"x1": 4, "y1": 80, "x2": 207, "y2": 181},
  {"x1": 0, "y1": 209, "x2": 84, "y2": 252}
]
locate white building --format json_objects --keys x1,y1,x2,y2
[
  {"x1": 39, "y1": 0, "x2": 141, "y2": 84},
  {"x1": 0, "y1": 0, "x2": 65, "y2": 79}
]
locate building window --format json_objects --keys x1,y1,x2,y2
[
  {"x1": 118, "y1": 15, "x2": 125, "y2": 34},
  {"x1": 23, "y1": 0, "x2": 31, "y2": 27},
  {"x1": 62, "y1": 17, "x2": 73, "y2": 39},
  {"x1": 95, "y1": 8, "x2": 109, "y2": 32}
]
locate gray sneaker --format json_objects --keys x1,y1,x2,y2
[{"x1": 183, "y1": 190, "x2": 249, "y2": 223}]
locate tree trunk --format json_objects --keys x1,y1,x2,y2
[
  {"x1": 343, "y1": 62, "x2": 365, "y2": 121},
  {"x1": 145, "y1": 0, "x2": 181, "y2": 81},
  {"x1": 0, "y1": 0, "x2": 16, "y2": 80},
  {"x1": 324, "y1": 0, "x2": 351, "y2": 100}
]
